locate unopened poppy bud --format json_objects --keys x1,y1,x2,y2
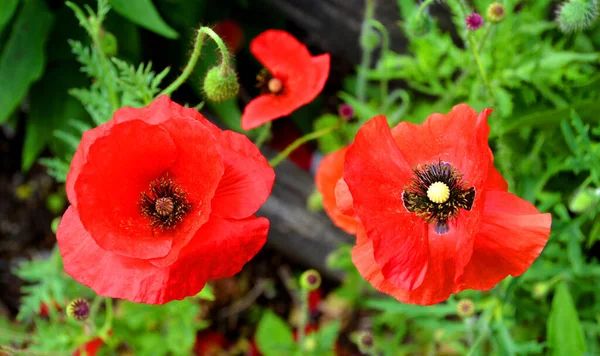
[
  {"x1": 338, "y1": 103, "x2": 354, "y2": 120},
  {"x1": 67, "y1": 299, "x2": 90, "y2": 321},
  {"x1": 299, "y1": 269, "x2": 321, "y2": 291},
  {"x1": 203, "y1": 66, "x2": 240, "y2": 102},
  {"x1": 569, "y1": 187, "x2": 599, "y2": 213},
  {"x1": 532, "y1": 282, "x2": 551, "y2": 299},
  {"x1": 486, "y1": 2, "x2": 506, "y2": 23},
  {"x1": 307, "y1": 191, "x2": 324, "y2": 212},
  {"x1": 356, "y1": 331, "x2": 375, "y2": 354},
  {"x1": 466, "y1": 13, "x2": 485, "y2": 31},
  {"x1": 99, "y1": 29, "x2": 118, "y2": 57},
  {"x1": 557, "y1": 0, "x2": 599, "y2": 33},
  {"x1": 456, "y1": 299, "x2": 475, "y2": 318},
  {"x1": 406, "y1": 12, "x2": 434, "y2": 37}
]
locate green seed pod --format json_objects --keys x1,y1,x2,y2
[
  {"x1": 203, "y1": 66, "x2": 240, "y2": 102},
  {"x1": 405, "y1": 12, "x2": 434, "y2": 37},
  {"x1": 557, "y1": 0, "x2": 599, "y2": 33},
  {"x1": 456, "y1": 299, "x2": 475, "y2": 318},
  {"x1": 299, "y1": 269, "x2": 321, "y2": 291}
]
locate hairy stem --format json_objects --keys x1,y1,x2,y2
[
  {"x1": 160, "y1": 27, "x2": 233, "y2": 97},
  {"x1": 356, "y1": 0, "x2": 376, "y2": 102}
]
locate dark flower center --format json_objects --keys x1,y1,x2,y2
[
  {"x1": 257, "y1": 68, "x2": 284, "y2": 95},
  {"x1": 402, "y1": 161, "x2": 475, "y2": 234},
  {"x1": 140, "y1": 177, "x2": 191, "y2": 231}
]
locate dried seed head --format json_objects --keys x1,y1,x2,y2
[
  {"x1": 67, "y1": 299, "x2": 90, "y2": 321},
  {"x1": 457, "y1": 299, "x2": 475, "y2": 318}
]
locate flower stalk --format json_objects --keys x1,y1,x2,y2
[
  {"x1": 268, "y1": 124, "x2": 340, "y2": 167},
  {"x1": 160, "y1": 27, "x2": 235, "y2": 97}
]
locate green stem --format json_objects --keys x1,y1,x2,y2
[
  {"x1": 297, "y1": 289, "x2": 309, "y2": 355},
  {"x1": 160, "y1": 27, "x2": 233, "y2": 97},
  {"x1": 477, "y1": 23, "x2": 494, "y2": 52},
  {"x1": 418, "y1": 0, "x2": 436, "y2": 14},
  {"x1": 366, "y1": 19, "x2": 390, "y2": 109},
  {"x1": 254, "y1": 121, "x2": 272, "y2": 148},
  {"x1": 467, "y1": 33, "x2": 493, "y2": 97},
  {"x1": 269, "y1": 124, "x2": 340, "y2": 167},
  {"x1": 356, "y1": 0, "x2": 376, "y2": 102},
  {"x1": 99, "y1": 297, "x2": 113, "y2": 341}
]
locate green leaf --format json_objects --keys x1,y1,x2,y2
[
  {"x1": 196, "y1": 284, "x2": 215, "y2": 301},
  {"x1": 0, "y1": 0, "x2": 19, "y2": 36},
  {"x1": 255, "y1": 310, "x2": 297, "y2": 356},
  {"x1": 108, "y1": 0, "x2": 178, "y2": 39},
  {"x1": 312, "y1": 321, "x2": 341, "y2": 355},
  {"x1": 22, "y1": 63, "x2": 88, "y2": 172},
  {"x1": 0, "y1": 0, "x2": 54, "y2": 123},
  {"x1": 547, "y1": 281, "x2": 587, "y2": 356}
]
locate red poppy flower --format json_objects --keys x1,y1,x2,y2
[
  {"x1": 194, "y1": 330, "x2": 230, "y2": 356},
  {"x1": 328, "y1": 104, "x2": 551, "y2": 305},
  {"x1": 57, "y1": 95, "x2": 275, "y2": 304},
  {"x1": 241, "y1": 30, "x2": 330, "y2": 130}
]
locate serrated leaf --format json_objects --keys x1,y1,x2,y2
[
  {"x1": 255, "y1": 310, "x2": 297, "y2": 356},
  {"x1": 0, "y1": 0, "x2": 53, "y2": 123},
  {"x1": 547, "y1": 281, "x2": 587, "y2": 356},
  {"x1": 108, "y1": 0, "x2": 178, "y2": 39}
]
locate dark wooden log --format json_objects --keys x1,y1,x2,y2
[
  {"x1": 259, "y1": 148, "x2": 354, "y2": 280},
  {"x1": 264, "y1": 0, "x2": 407, "y2": 63}
]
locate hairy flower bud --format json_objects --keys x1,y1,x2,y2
[
  {"x1": 406, "y1": 12, "x2": 434, "y2": 37},
  {"x1": 557, "y1": 0, "x2": 599, "y2": 33},
  {"x1": 203, "y1": 66, "x2": 240, "y2": 102}
]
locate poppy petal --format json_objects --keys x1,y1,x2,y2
[
  {"x1": 486, "y1": 161, "x2": 509, "y2": 191},
  {"x1": 311, "y1": 54, "x2": 330, "y2": 95},
  {"x1": 147, "y1": 117, "x2": 225, "y2": 267},
  {"x1": 211, "y1": 130, "x2": 275, "y2": 219},
  {"x1": 57, "y1": 207, "x2": 207, "y2": 304},
  {"x1": 344, "y1": 116, "x2": 428, "y2": 290},
  {"x1": 58, "y1": 207, "x2": 268, "y2": 304},
  {"x1": 391, "y1": 105, "x2": 492, "y2": 190},
  {"x1": 175, "y1": 215, "x2": 269, "y2": 281},
  {"x1": 75, "y1": 120, "x2": 178, "y2": 259},
  {"x1": 334, "y1": 178, "x2": 355, "y2": 217},
  {"x1": 315, "y1": 147, "x2": 359, "y2": 234},
  {"x1": 241, "y1": 95, "x2": 298, "y2": 130},
  {"x1": 250, "y1": 29, "x2": 313, "y2": 77},
  {"x1": 352, "y1": 223, "x2": 461, "y2": 305},
  {"x1": 456, "y1": 191, "x2": 551, "y2": 291}
]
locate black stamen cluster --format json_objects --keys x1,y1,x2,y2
[
  {"x1": 140, "y1": 177, "x2": 191, "y2": 231},
  {"x1": 403, "y1": 161, "x2": 475, "y2": 233}
]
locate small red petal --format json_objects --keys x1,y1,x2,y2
[{"x1": 316, "y1": 148, "x2": 360, "y2": 234}]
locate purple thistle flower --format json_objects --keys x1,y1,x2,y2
[{"x1": 466, "y1": 12, "x2": 484, "y2": 31}]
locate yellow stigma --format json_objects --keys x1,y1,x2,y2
[{"x1": 427, "y1": 182, "x2": 450, "y2": 204}]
